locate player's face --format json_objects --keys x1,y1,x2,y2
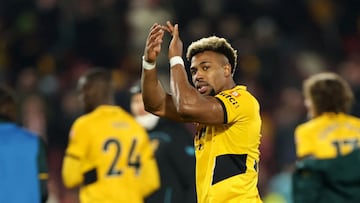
[
  {"x1": 190, "y1": 51, "x2": 230, "y2": 96},
  {"x1": 77, "y1": 76, "x2": 96, "y2": 113}
]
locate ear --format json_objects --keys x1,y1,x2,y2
[{"x1": 223, "y1": 64, "x2": 232, "y2": 77}]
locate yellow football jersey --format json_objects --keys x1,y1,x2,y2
[
  {"x1": 63, "y1": 105, "x2": 160, "y2": 203},
  {"x1": 194, "y1": 85, "x2": 262, "y2": 203},
  {"x1": 295, "y1": 112, "x2": 360, "y2": 159}
]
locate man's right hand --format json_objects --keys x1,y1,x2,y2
[
  {"x1": 164, "y1": 21, "x2": 183, "y2": 59},
  {"x1": 144, "y1": 23, "x2": 164, "y2": 63}
]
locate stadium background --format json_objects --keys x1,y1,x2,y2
[{"x1": 0, "y1": 0, "x2": 359, "y2": 202}]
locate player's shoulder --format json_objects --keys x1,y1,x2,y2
[
  {"x1": 296, "y1": 118, "x2": 314, "y2": 128},
  {"x1": 72, "y1": 105, "x2": 125, "y2": 123},
  {"x1": 295, "y1": 116, "x2": 324, "y2": 135},
  {"x1": 71, "y1": 113, "x2": 91, "y2": 128},
  {"x1": 295, "y1": 122, "x2": 309, "y2": 135},
  {"x1": 216, "y1": 85, "x2": 259, "y2": 109},
  {"x1": 219, "y1": 85, "x2": 257, "y2": 100},
  {"x1": 343, "y1": 113, "x2": 360, "y2": 124}
]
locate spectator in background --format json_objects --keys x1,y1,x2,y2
[
  {"x1": 20, "y1": 93, "x2": 48, "y2": 142},
  {"x1": 62, "y1": 68, "x2": 160, "y2": 203},
  {"x1": 129, "y1": 80, "x2": 197, "y2": 203},
  {"x1": 0, "y1": 85, "x2": 48, "y2": 203},
  {"x1": 293, "y1": 72, "x2": 360, "y2": 203}
]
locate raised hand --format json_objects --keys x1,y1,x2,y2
[
  {"x1": 164, "y1": 21, "x2": 183, "y2": 59},
  {"x1": 144, "y1": 23, "x2": 165, "y2": 63}
]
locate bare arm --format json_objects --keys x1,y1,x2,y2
[
  {"x1": 141, "y1": 23, "x2": 183, "y2": 121},
  {"x1": 170, "y1": 62, "x2": 224, "y2": 124},
  {"x1": 165, "y1": 22, "x2": 224, "y2": 124}
]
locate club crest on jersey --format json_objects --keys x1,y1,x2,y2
[
  {"x1": 219, "y1": 92, "x2": 239, "y2": 107},
  {"x1": 230, "y1": 91, "x2": 241, "y2": 97}
]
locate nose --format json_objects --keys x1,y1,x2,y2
[{"x1": 193, "y1": 70, "x2": 204, "y2": 82}]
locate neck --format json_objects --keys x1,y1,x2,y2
[
  {"x1": 221, "y1": 81, "x2": 236, "y2": 92},
  {"x1": 229, "y1": 80, "x2": 236, "y2": 88}
]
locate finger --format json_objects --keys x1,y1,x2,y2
[
  {"x1": 166, "y1": 21, "x2": 173, "y2": 28},
  {"x1": 149, "y1": 28, "x2": 164, "y2": 42},
  {"x1": 173, "y1": 24, "x2": 179, "y2": 39},
  {"x1": 147, "y1": 25, "x2": 163, "y2": 45},
  {"x1": 147, "y1": 23, "x2": 159, "y2": 39},
  {"x1": 150, "y1": 23, "x2": 158, "y2": 30},
  {"x1": 149, "y1": 30, "x2": 164, "y2": 49},
  {"x1": 161, "y1": 25, "x2": 171, "y2": 34},
  {"x1": 151, "y1": 36, "x2": 163, "y2": 53},
  {"x1": 166, "y1": 21, "x2": 174, "y2": 34},
  {"x1": 156, "y1": 29, "x2": 164, "y2": 43},
  {"x1": 150, "y1": 24, "x2": 162, "y2": 36}
]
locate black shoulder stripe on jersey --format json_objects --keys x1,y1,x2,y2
[
  {"x1": 212, "y1": 154, "x2": 247, "y2": 185},
  {"x1": 83, "y1": 168, "x2": 97, "y2": 186},
  {"x1": 215, "y1": 97, "x2": 227, "y2": 124}
]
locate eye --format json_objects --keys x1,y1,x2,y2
[
  {"x1": 202, "y1": 66, "x2": 209, "y2": 71},
  {"x1": 190, "y1": 68, "x2": 197, "y2": 75}
]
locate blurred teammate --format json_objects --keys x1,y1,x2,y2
[
  {"x1": 129, "y1": 81, "x2": 196, "y2": 203},
  {"x1": 62, "y1": 68, "x2": 160, "y2": 203},
  {"x1": 140, "y1": 22, "x2": 263, "y2": 203},
  {"x1": 0, "y1": 85, "x2": 48, "y2": 203},
  {"x1": 293, "y1": 72, "x2": 360, "y2": 202}
]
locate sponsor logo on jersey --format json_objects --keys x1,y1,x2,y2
[{"x1": 219, "y1": 92, "x2": 239, "y2": 106}]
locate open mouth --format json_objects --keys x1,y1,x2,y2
[{"x1": 197, "y1": 85, "x2": 208, "y2": 94}]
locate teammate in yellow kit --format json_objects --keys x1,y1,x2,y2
[
  {"x1": 293, "y1": 72, "x2": 360, "y2": 203},
  {"x1": 62, "y1": 68, "x2": 159, "y2": 203},
  {"x1": 295, "y1": 72, "x2": 360, "y2": 159},
  {"x1": 141, "y1": 21, "x2": 262, "y2": 203}
]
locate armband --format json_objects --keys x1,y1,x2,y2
[
  {"x1": 169, "y1": 56, "x2": 184, "y2": 68},
  {"x1": 142, "y1": 56, "x2": 156, "y2": 70}
]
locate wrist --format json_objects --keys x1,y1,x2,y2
[
  {"x1": 169, "y1": 56, "x2": 184, "y2": 68},
  {"x1": 142, "y1": 56, "x2": 156, "y2": 70}
]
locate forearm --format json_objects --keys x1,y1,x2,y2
[
  {"x1": 141, "y1": 68, "x2": 167, "y2": 115},
  {"x1": 142, "y1": 22, "x2": 190, "y2": 121},
  {"x1": 170, "y1": 64, "x2": 199, "y2": 115}
]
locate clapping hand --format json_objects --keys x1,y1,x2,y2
[
  {"x1": 144, "y1": 23, "x2": 164, "y2": 63},
  {"x1": 163, "y1": 21, "x2": 183, "y2": 59}
]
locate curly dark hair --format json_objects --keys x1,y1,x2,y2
[{"x1": 186, "y1": 36, "x2": 238, "y2": 74}]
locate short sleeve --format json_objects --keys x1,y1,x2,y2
[
  {"x1": 295, "y1": 126, "x2": 313, "y2": 159},
  {"x1": 65, "y1": 118, "x2": 90, "y2": 159},
  {"x1": 215, "y1": 86, "x2": 258, "y2": 124}
]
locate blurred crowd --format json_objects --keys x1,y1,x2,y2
[{"x1": 1, "y1": 0, "x2": 360, "y2": 202}]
